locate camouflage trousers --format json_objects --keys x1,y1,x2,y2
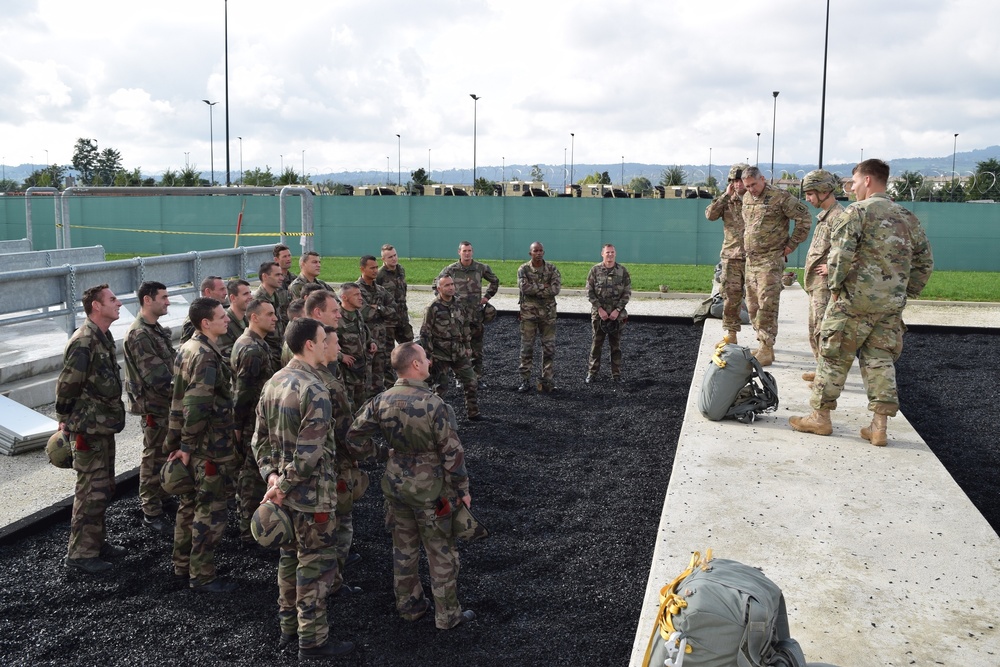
[
  {"x1": 470, "y1": 319, "x2": 486, "y2": 377},
  {"x1": 806, "y1": 286, "x2": 831, "y2": 361},
  {"x1": 745, "y1": 252, "x2": 785, "y2": 346},
  {"x1": 719, "y1": 258, "x2": 747, "y2": 332},
  {"x1": 518, "y1": 317, "x2": 556, "y2": 385},
  {"x1": 385, "y1": 497, "x2": 463, "y2": 630},
  {"x1": 370, "y1": 326, "x2": 388, "y2": 396},
  {"x1": 236, "y1": 433, "x2": 267, "y2": 541},
  {"x1": 342, "y1": 365, "x2": 371, "y2": 410},
  {"x1": 138, "y1": 415, "x2": 168, "y2": 518},
  {"x1": 429, "y1": 355, "x2": 479, "y2": 418},
  {"x1": 333, "y1": 468, "x2": 356, "y2": 592},
  {"x1": 277, "y1": 509, "x2": 339, "y2": 649},
  {"x1": 172, "y1": 458, "x2": 233, "y2": 584},
  {"x1": 588, "y1": 315, "x2": 627, "y2": 377},
  {"x1": 68, "y1": 433, "x2": 116, "y2": 559},
  {"x1": 810, "y1": 302, "x2": 902, "y2": 416}
]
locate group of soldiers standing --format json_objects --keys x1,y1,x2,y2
[{"x1": 705, "y1": 158, "x2": 933, "y2": 446}]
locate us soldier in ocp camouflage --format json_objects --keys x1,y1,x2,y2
[
  {"x1": 517, "y1": 241, "x2": 562, "y2": 393},
  {"x1": 799, "y1": 169, "x2": 845, "y2": 382},
  {"x1": 705, "y1": 163, "x2": 750, "y2": 346},
  {"x1": 585, "y1": 244, "x2": 631, "y2": 383},
  {"x1": 165, "y1": 297, "x2": 238, "y2": 593},
  {"x1": 253, "y1": 318, "x2": 355, "y2": 659},
  {"x1": 420, "y1": 275, "x2": 480, "y2": 421},
  {"x1": 347, "y1": 341, "x2": 476, "y2": 631},
  {"x1": 790, "y1": 159, "x2": 933, "y2": 446},
  {"x1": 436, "y1": 241, "x2": 499, "y2": 385},
  {"x1": 740, "y1": 166, "x2": 812, "y2": 365},
  {"x1": 357, "y1": 254, "x2": 397, "y2": 393},
  {"x1": 124, "y1": 280, "x2": 176, "y2": 537},
  {"x1": 57, "y1": 283, "x2": 127, "y2": 575}
]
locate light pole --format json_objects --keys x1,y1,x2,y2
[
  {"x1": 770, "y1": 91, "x2": 779, "y2": 183},
  {"x1": 570, "y1": 132, "x2": 575, "y2": 186},
  {"x1": 237, "y1": 137, "x2": 243, "y2": 185},
  {"x1": 386, "y1": 156, "x2": 389, "y2": 185},
  {"x1": 861, "y1": 148, "x2": 864, "y2": 163},
  {"x1": 396, "y1": 134, "x2": 401, "y2": 192},
  {"x1": 470, "y1": 94, "x2": 480, "y2": 192},
  {"x1": 45, "y1": 149, "x2": 49, "y2": 167},
  {"x1": 818, "y1": 0, "x2": 830, "y2": 168},
  {"x1": 952, "y1": 133, "x2": 959, "y2": 198},
  {"x1": 756, "y1": 133, "x2": 761, "y2": 166},
  {"x1": 223, "y1": 0, "x2": 231, "y2": 186},
  {"x1": 621, "y1": 156, "x2": 625, "y2": 187},
  {"x1": 280, "y1": 154, "x2": 284, "y2": 174},
  {"x1": 184, "y1": 152, "x2": 190, "y2": 168},
  {"x1": 202, "y1": 99, "x2": 218, "y2": 185}
]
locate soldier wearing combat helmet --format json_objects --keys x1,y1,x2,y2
[
  {"x1": 799, "y1": 169, "x2": 845, "y2": 382},
  {"x1": 705, "y1": 163, "x2": 750, "y2": 346}
]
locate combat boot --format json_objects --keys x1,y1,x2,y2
[
  {"x1": 789, "y1": 409, "x2": 833, "y2": 436},
  {"x1": 752, "y1": 343, "x2": 774, "y2": 366},
  {"x1": 860, "y1": 413, "x2": 888, "y2": 447},
  {"x1": 801, "y1": 371, "x2": 816, "y2": 382},
  {"x1": 716, "y1": 330, "x2": 738, "y2": 348},
  {"x1": 298, "y1": 640, "x2": 354, "y2": 659}
]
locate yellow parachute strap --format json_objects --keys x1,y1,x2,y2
[
  {"x1": 711, "y1": 346, "x2": 728, "y2": 368},
  {"x1": 642, "y1": 550, "x2": 715, "y2": 664}
]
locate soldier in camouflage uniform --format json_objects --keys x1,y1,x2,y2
[
  {"x1": 57, "y1": 284, "x2": 127, "y2": 574},
  {"x1": 377, "y1": 243, "x2": 414, "y2": 350},
  {"x1": 273, "y1": 243, "x2": 297, "y2": 291},
  {"x1": 357, "y1": 254, "x2": 397, "y2": 393},
  {"x1": 253, "y1": 318, "x2": 355, "y2": 659},
  {"x1": 337, "y1": 283, "x2": 377, "y2": 409},
  {"x1": 289, "y1": 251, "x2": 336, "y2": 299},
  {"x1": 216, "y1": 278, "x2": 252, "y2": 364},
  {"x1": 791, "y1": 159, "x2": 933, "y2": 446},
  {"x1": 705, "y1": 163, "x2": 750, "y2": 345},
  {"x1": 420, "y1": 275, "x2": 480, "y2": 420},
  {"x1": 437, "y1": 241, "x2": 499, "y2": 384},
  {"x1": 124, "y1": 281, "x2": 175, "y2": 537},
  {"x1": 230, "y1": 298, "x2": 278, "y2": 544},
  {"x1": 800, "y1": 170, "x2": 845, "y2": 382},
  {"x1": 517, "y1": 242, "x2": 562, "y2": 393},
  {"x1": 181, "y1": 276, "x2": 227, "y2": 344},
  {"x1": 253, "y1": 261, "x2": 291, "y2": 369},
  {"x1": 166, "y1": 298, "x2": 239, "y2": 593},
  {"x1": 586, "y1": 244, "x2": 631, "y2": 383},
  {"x1": 347, "y1": 342, "x2": 476, "y2": 630},
  {"x1": 740, "y1": 166, "x2": 812, "y2": 365}
]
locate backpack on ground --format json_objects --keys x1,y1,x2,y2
[
  {"x1": 642, "y1": 550, "x2": 807, "y2": 667},
  {"x1": 697, "y1": 343, "x2": 778, "y2": 423},
  {"x1": 692, "y1": 293, "x2": 750, "y2": 326}
]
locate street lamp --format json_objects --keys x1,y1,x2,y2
[
  {"x1": 223, "y1": 0, "x2": 231, "y2": 186},
  {"x1": 386, "y1": 156, "x2": 390, "y2": 185},
  {"x1": 396, "y1": 134, "x2": 401, "y2": 192},
  {"x1": 280, "y1": 154, "x2": 284, "y2": 173},
  {"x1": 621, "y1": 156, "x2": 625, "y2": 187},
  {"x1": 570, "y1": 133, "x2": 575, "y2": 186},
  {"x1": 202, "y1": 99, "x2": 218, "y2": 185},
  {"x1": 237, "y1": 137, "x2": 243, "y2": 185},
  {"x1": 184, "y1": 152, "x2": 190, "y2": 167},
  {"x1": 470, "y1": 94, "x2": 480, "y2": 191},
  {"x1": 770, "y1": 91, "x2": 779, "y2": 184},
  {"x1": 756, "y1": 133, "x2": 761, "y2": 166},
  {"x1": 301, "y1": 149, "x2": 305, "y2": 183},
  {"x1": 818, "y1": 0, "x2": 831, "y2": 168},
  {"x1": 952, "y1": 133, "x2": 959, "y2": 198}
]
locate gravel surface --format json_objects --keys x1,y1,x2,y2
[{"x1": 0, "y1": 313, "x2": 703, "y2": 667}]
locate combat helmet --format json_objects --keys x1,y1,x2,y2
[
  {"x1": 159, "y1": 457, "x2": 195, "y2": 496},
  {"x1": 728, "y1": 163, "x2": 750, "y2": 182},
  {"x1": 802, "y1": 169, "x2": 839, "y2": 193},
  {"x1": 45, "y1": 430, "x2": 73, "y2": 469},
  {"x1": 251, "y1": 501, "x2": 293, "y2": 548},
  {"x1": 481, "y1": 302, "x2": 498, "y2": 324}
]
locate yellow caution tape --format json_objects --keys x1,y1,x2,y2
[{"x1": 64, "y1": 224, "x2": 312, "y2": 237}]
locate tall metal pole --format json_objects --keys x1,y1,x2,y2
[
  {"x1": 301, "y1": 149, "x2": 305, "y2": 182},
  {"x1": 470, "y1": 94, "x2": 480, "y2": 191},
  {"x1": 770, "y1": 92, "x2": 779, "y2": 183},
  {"x1": 237, "y1": 136, "x2": 243, "y2": 185},
  {"x1": 396, "y1": 134, "x2": 401, "y2": 191},
  {"x1": 818, "y1": 0, "x2": 830, "y2": 168},
  {"x1": 570, "y1": 133, "x2": 575, "y2": 186},
  {"x1": 224, "y1": 0, "x2": 231, "y2": 186},
  {"x1": 952, "y1": 133, "x2": 959, "y2": 198},
  {"x1": 756, "y1": 132, "x2": 761, "y2": 166},
  {"x1": 202, "y1": 99, "x2": 217, "y2": 185},
  {"x1": 386, "y1": 156, "x2": 389, "y2": 185},
  {"x1": 621, "y1": 156, "x2": 625, "y2": 187}
]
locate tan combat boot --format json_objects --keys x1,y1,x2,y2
[
  {"x1": 752, "y1": 343, "x2": 774, "y2": 366},
  {"x1": 716, "y1": 330, "x2": 738, "y2": 348},
  {"x1": 789, "y1": 409, "x2": 833, "y2": 436},
  {"x1": 801, "y1": 371, "x2": 816, "y2": 382},
  {"x1": 860, "y1": 413, "x2": 888, "y2": 447}
]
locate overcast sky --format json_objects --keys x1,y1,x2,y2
[{"x1": 2, "y1": 0, "x2": 998, "y2": 180}]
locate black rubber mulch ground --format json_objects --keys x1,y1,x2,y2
[{"x1": 0, "y1": 314, "x2": 702, "y2": 667}]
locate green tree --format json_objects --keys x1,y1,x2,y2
[
  {"x1": 530, "y1": 165, "x2": 544, "y2": 181},
  {"x1": 160, "y1": 168, "x2": 179, "y2": 186},
  {"x1": 277, "y1": 167, "x2": 306, "y2": 186},
  {"x1": 938, "y1": 179, "x2": 967, "y2": 203},
  {"x1": 969, "y1": 158, "x2": 1000, "y2": 201},
  {"x1": 705, "y1": 174, "x2": 719, "y2": 195},
  {"x1": 179, "y1": 165, "x2": 202, "y2": 187},
  {"x1": 659, "y1": 166, "x2": 686, "y2": 186},
  {"x1": 243, "y1": 166, "x2": 275, "y2": 187},
  {"x1": 0, "y1": 178, "x2": 20, "y2": 193},
  {"x1": 628, "y1": 176, "x2": 652, "y2": 195},
  {"x1": 72, "y1": 138, "x2": 99, "y2": 184},
  {"x1": 580, "y1": 171, "x2": 612, "y2": 186},
  {"x1": 473, "y1": 176, "x2": 495, "y2": 196},
  {"x1": 113, "y1": 167, "x2": 143, "y2": 187},
  {"x1": 23, "y1": 164, "x2": 66, "y2": 189},
  {"x1": 96, "y1": 148, "x2": 123, "y2": 184},
  {"x1": 410, "y1": 167, "x2": 431, "y2": 185},
  {"x1": 888, "y1": 171, "x2": 923, "y2": 201}
]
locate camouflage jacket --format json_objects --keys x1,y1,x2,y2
[
  {"x1": 828, "y1": 192, "x2": 934, "y2": 315},
  {"x1": 437, "y1": 260, "x2": 500, "y2": 321},
  {"x1": 56, "y1": 318, "x2": 126, "y2": 435},
  {"x1": 376, "y1": 264, "x2": 410, "y2": 322},
  {"x1": 347, "y1": 378, "x2": 470, "y2": 506},
  {"x1": 230, "y1": 329, "x2": 276, "y2": 435},
  {"x1": 252, "y1": 358, "x2": 337, "y2": 513},
  {"x1": 124, "y1": 314, "x2": 175, "y2": 418},
  {"x1": 705, "y1": 192, "x2": 746, "y2": 259},
  {"x1": 288, "y1": 275, "x2": 335, "y2": 300},
  {"x1": 314, "y1": 363, "x2": 359, "y2": 471},
  {"x1": 419, "y1": 297, "x2": 471, "y2": 362},
  {"x1": 741, "y1": 184, "x2": 811, "y2": 256},
  {"x1": 166, "y1": 333, "x2": 236, "y2": 461},
  {"x1": 252, "y1": 285, "x2": 291, "y2": 368},
  {"x1": 586, "y1": 262, "x2": 632, "y2": 316},
  {"x1": 356, "y1": 278, "x2": 398, "y2": 333},
  {"x1": 337, "y1": 308, "x2": 372, "y2": 381},
  {"x1": 804, "y1": 202, "x2": 844, "y2": 293},
  {"x1": 216, "y1": 307, "x2": 248, "y2": 364},
  {"x1": 280, "y1": 270, "x2": 297, "y2": 291},
  {"x1": 518, "y1": 260, "x2": 562, "y2": 321}
]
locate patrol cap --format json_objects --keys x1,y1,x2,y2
[
  {"x1": 159, "y1": 457, "x2": 195, "y2": 496},
  {"x1": 481, "y1": 302, "x2": 497, "y2": 324},
  {"x1": 251, "y1": 501, "x2": 293, "y2": 548},
  {"x1": 728, "y1": 163, "x2": 750, "y2": 182},
  {"x1": 453, "y1": 503, "x2": 489, "y2": 541},
  {"x1": 45, "y1": 430, "x2": 73, "y2": 469},
  {"x1": 802, "y1": 169, "x2": 839, "y2": 194}
]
